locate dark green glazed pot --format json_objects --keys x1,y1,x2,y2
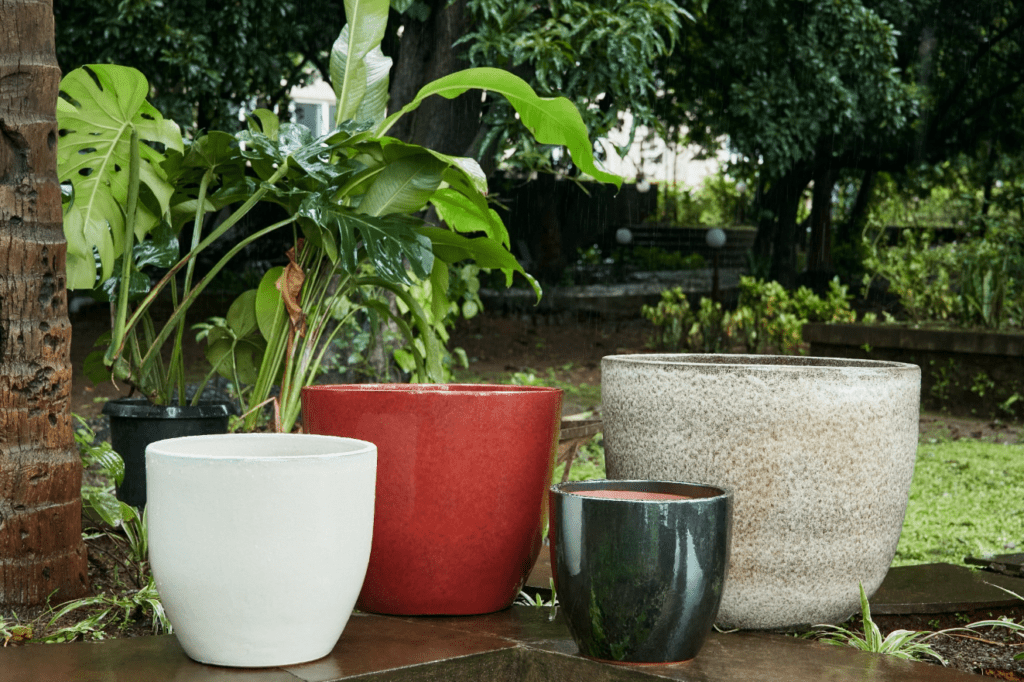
[{"x1": 549, "y1": 480, "x2": 732, "y2": 664}]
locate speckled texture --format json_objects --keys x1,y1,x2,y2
[{"x1": 601, "y1": 354, "x2": 921, "y2": 630}]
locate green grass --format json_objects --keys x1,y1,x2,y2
[
  {"x1": 893, "y1": 439, "x2": 1024, "y2": 566},
  {"x1": 547, "y1": 430, "x2": 1024, "y2": 569},
  {"x1": 454, "y1": 364, "x2": 603, "y2": 414},
  {"x1": 552, "y1": 434, "x2": 606, "y2": 484}
]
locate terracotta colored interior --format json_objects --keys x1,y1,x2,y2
[{"x1": 568, "y1": 490, "x2": 691, "y2": 501}]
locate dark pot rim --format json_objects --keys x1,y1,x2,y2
[
  {"x1": 602, "y1": 353, "x2": 919, "y2": 374},
  {"x1": 551, "y1": 479, "x2": 732, "y2": 504},
  {"x1": 102, "y1": 397, "x2": 234, "y2": 420}
]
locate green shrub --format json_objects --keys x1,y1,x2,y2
[
  {"x1": 642, "y1": 276, "x2": 855, "y2": 354},
  {"x1": 863, "y1": 229, "x2": 1023, "y2": 329}
]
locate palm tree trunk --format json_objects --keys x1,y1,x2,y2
[{"x1": 0, "y1": 0, "x2": 89, "y2": 605}]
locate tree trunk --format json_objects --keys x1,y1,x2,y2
[
  {"x1": 757, "y1": 168, "x2": 809, "y2": 288},
  {"x1": 0, "y1": 0, "x2": 89, "y2": 605},
  {"x1": 387, "y1": 0, "x2": 482, "y2": 158},
  {"x1": 841, "y1": 168, "x2": 877, "y2": 243},
  {"x1": 807, "y1": 161, "x2": 834, "y2": 275}
]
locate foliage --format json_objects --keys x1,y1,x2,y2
[
  {"x1": 653, "y1": 173, "x2": 753, "y2": 227},
  {"x1": 54, "y1": 0, "x2": 346, "y2": 133},
  {"x1": 570, "y1": 244, "x2": 705, "y2": 285},
  {"x1": 551, "y1": 433, "x2": 607, "y2": 484},
  {"x1": 628, "y1": 248, "x2": 706, "y2": 273},
  {"x1": 893, "y1": 439, "x2": 1024, "y2": 567},
  {"x1": 73, "y1": 418, "x2": 150, "y2": 580},
  {"x1": 812, "y1": 583, "x2": 1024, "y2": 665},
  {"x1": 23, "y1": 416, "x2": 176, "y2": 644},
  {"x1": 197, "y1": 0, "x2": 620, "y2": 433},
  {"x1": 459, "y1": 0, "x2": 698, "y2": 174},
  {"x1": 642, "y1": 276, "x2": 855, "y2": 354},
  {"x1": 812, "y1": 584, "x2": 946, "y2": 664},
  {"x1": 664, "y1": 0, "x2": 912, "y2": 181},
  {"x1": 35, "y1": 578, "x2": 170, "y2": 644},
  {"x1": 642, "y1": 290, "x2": 737, "y2": 353},
  {"x1": 57, "y1": 64, "x2": 292, "y2": 405},
  {"x1": 863, "y1": 228, "x2": 1024, "y2": 329},
  {"x1": 658, "y1": 0, "x2": 1024, "y2": 285}
]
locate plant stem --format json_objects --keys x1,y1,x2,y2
[
  {"x1": 110, "y1": 161, "x2": 292, "y2": 379},
  {"x1": 105, "y1": 128, "x2": 140, "y2": 375},
  {"x1": 138, "y1": 216, "x2": 297, "y2": 398},
  {"x1": 182, "y1": 170, "x2": 213, "y2": 407}
]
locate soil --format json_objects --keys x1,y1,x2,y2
[
  {"x1": 871, "y1": 607, "x2": 1024, "y2": 679},
  {"x1": 26, "y1": 307, "x2": 1022, "y2": 674}
]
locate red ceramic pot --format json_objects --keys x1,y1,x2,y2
[{"x1": 301, "y1": 384, "x2": 563, "y2": 615}]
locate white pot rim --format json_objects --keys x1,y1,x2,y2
[
  {"x1": 146, "y1": 433, "x2": 375, "y2": 462},
  {"x1": 602, "y1": 353, "x2": 919, "y2": 373}
]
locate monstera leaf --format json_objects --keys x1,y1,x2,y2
[{"x1": 57, "y1": 65, "x2": 183, "y2": 289}]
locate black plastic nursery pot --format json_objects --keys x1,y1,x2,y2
[{"x1": 102, "y1": 398, "x2": 233, "y2": 509}]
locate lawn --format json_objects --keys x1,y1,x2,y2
[{"x1": 893, "y1": 439, "x2": 1024, "y2": 566}]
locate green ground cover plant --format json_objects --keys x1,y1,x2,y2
[{"x1": 893, "y1": 439, "x2": 1024, "y2": 566}]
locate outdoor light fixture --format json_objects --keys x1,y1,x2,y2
[
  {"x1": 705, "y1": 228, "x2": 727, "y2": 250},
  {"x1": 705, "y1": 228, "x2": 727, "y2": 302},
  {"x1": 616, "y1": 227, "x2": 633, "y2": 245}
]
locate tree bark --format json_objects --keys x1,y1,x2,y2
[
  {"x1": 754, "y1": 168, "x2": 810, "y2": 287},
  {"x1": 807, "y1": 158, "x2": 834, "y2": 275},
  {"x1": 0, "y1": 0, "x2": 89, "y2": 605},
  {"x1": 387, "y1": 0, "x2": 482, "y2": 157},
  {"x1": 768, "y1": 168, "x2": 810, "y2": 289}
]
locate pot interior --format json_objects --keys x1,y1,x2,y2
[{"x1": 554, "y1": 479, "x2": 728, "y2": 502}]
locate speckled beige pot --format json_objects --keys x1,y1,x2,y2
[{"x1": 601, "y1": 354, "x2": 920, "y2": 630}]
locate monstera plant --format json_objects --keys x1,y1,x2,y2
[{"x1": 59, "y1": 0, "x2": 621, "y2": 433}]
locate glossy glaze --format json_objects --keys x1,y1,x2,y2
[
  {"x1": 550, "y1": 480, "x2": 732, "y2": 664},
  {"x1": 301, "y1": 384, "x2": 562, "y2": 615},
  {"x1": 146, "y1": 434, "x2": 377, "y2": 667}
]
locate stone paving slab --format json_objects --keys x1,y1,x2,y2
[
  {"x1": 966, "y1": 553, "x2": 1024, "y2": 579},
  {"x1": 284, "y1": 613, "x2": 517, "y2": 681},
  {"x1": 0, "y1": 605, "x2": 980, "y2": 681},
  {"x1": 871, "y1": 563, "x2": 1024, "y2": 614}
]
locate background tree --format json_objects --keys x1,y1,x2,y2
[
  {"x1": 660, "y1": 0, "x2": 913, "y2": 287},
  {"x1": 386, "y1": 0, "x2": 692, "y2": 174},
  {"x1": 53, "y1": 0, "x2": 694, "y2": 168},
  {"x1": 1, "y1": 0, "x2": 89, "y2": 605},
  {"x1": 53, "y1": 0, "x2": 347, "y2": 132},
  {"x1": 661, "y1": 0, "x2": 1024, "y2": 288}
]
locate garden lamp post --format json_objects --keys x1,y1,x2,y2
[{"x1": 706, "y1": 228, "x2": 727, "y2": 303}]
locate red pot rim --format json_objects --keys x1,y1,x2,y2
[{"x1": 303, "y1": 383, "x2": 562, "y2": 396}]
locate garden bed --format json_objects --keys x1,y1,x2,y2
[{"x1": 803, "y1": 323, "x2": 1024, "y2": 421}]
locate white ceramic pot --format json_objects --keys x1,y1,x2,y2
[
  {"x1": 601, "y1": 354, "x2": 920, "y2": 630},
  {"x1": 146, "y1": 433, "x2": 376, "y2": 667}
]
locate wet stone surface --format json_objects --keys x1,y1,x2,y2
[
  {"x1": 966, "y1": 553, "x2": 1024, "y2": 579},
  {"x1": 0, "y1": 604, "x2": 985, "y2": 681}
]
